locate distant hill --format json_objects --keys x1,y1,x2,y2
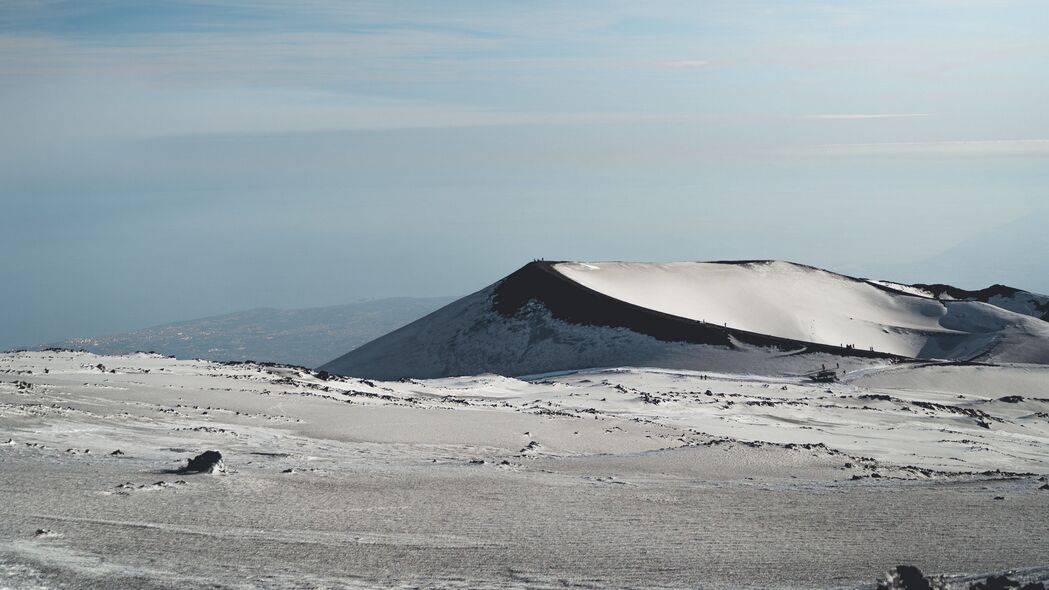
[
  {"x1": 322, "y1": 260, "x2": 1049, "y2": 379},
  {"x1": 851, "y1": 212, "x2": 1049, "y2": 296},
  {"x1": 41, "y1": 297, "x2": 456, "y2": 368}
]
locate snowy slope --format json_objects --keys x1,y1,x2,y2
[
  {"x1": 322, "y1": 260, "x2": 1049, "y2": 379},
  {"x1": 555, "y1": 261, "x2": 1049, "y2": 361},
  {"x1": 870, "y1": 279, "x2": 1049, "y2": 321}
]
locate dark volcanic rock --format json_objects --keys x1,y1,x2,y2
[
  {"x1": 910, "y1": 283, "x2": 1021, "y2": 302},
  {"x1": 896, "y1": 565, "x2": 932, "y2": 590},
  {"x1": 970, "y1": 574, "x2": 1042, "y2": 590},
  {"x1": 876, "y1": 565, "x2": 933, "y2": 590},
  {"x1": 492, "y1": 262, "x2": 900, "y2": 359},
  {"x1": 875, "y1": 566, "x2": 1047, "y2": 590},
  {"x1": 181, "y1": 450, "x2": 225, "y2": 474}
]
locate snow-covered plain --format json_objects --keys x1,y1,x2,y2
[{"x1": 3, "y1": 350, "x2": 1048, "y2": 589}]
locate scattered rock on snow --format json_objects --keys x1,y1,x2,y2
[
  {"x1": 181, "y1": 450, "x2": 225, "y2": 474},
  {"x1": 876, "y1": 565, "x2": 934, "y2": 590},
  {"x1": 971, "y1": 574, "x2": 1046, "y2": 590}
]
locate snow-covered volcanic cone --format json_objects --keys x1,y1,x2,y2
[{"x1": 322, "y1": 261, "x2": 1049, "y2": 379}]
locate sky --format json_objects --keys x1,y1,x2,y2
[{"x1": 2, "y1": 0, "x2": 1048, "y2": 349}]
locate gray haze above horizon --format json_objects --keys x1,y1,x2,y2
[{"x1": 2, "y1": 0, "x2": 1048, "y2": 349}]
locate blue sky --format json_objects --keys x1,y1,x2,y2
[{"x1": 2, "y1": 0, "x2": 1048, "y2": 348}]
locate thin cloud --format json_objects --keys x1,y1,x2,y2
[
  {"x1": 782, "y1": 139, "x2": 1049, "y2": 157},
  {"x1": 801, "y1": 113, "x2": 932, "y2": 120},
  {"x1": 659, "y1": 59, "x2": 712, "y2": 69}
]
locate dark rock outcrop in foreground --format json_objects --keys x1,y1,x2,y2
[
  {"x1": 181, "y1": 450, "x2": 225, "y2": 474},
  {"x1": 874, "y1": 565, "x2": 1047, "y2": 590}
]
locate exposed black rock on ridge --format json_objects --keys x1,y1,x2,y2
[
  {"x1": 492, "y1": 261, "x2": 729, "y2": 348},
  {"x1": 911, "y1": 283, "x2": 1022, "y2": 301},
  {"x1": 492, "y1": 261, "x2": 899, "y2": 360},
  {"x1": 862, "y1": 274, "x2": 1049, "y2": 324}
]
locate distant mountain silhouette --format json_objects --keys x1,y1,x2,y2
[
  {"x1": 852, "y1": 212, "x2": 1049, "y2": 295},
  {"x1": 40, "y1": 297, "x2": 456, "y2": 368}
]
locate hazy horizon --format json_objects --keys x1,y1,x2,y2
[{"x1": 3, "y1": 1, "x2": 1047, "y2": 349}]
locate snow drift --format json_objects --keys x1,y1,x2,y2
[{"x1": 321, "y1": 261, "x2": 1049, "y2": 379}]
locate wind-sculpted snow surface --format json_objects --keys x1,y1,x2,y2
[
  {"x1": 2, "y1": 351, "x2": 1048, "y2": 589},
  {"x1": 323, "y1": 261, "x2": 1049, "y2": 379},
  {"x1": 554, "y1": 261, "x2": 1049, "y2": 361}
]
